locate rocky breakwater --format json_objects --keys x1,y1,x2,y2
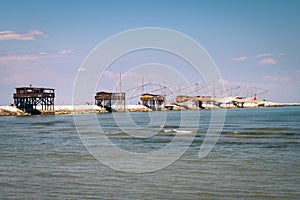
[
  {"x1": 54, "y1": 105, "x2": 108, "y2": 114},
  {"x1": 125, "y1": 105, "x2": 152, "y2": 112},
  {"x1": 0, "y1": 106, "x2": 30, "y2": 116}
]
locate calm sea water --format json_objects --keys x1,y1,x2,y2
[{"x1": 0, "y1": 107, "x2": 299, "y2": 199}]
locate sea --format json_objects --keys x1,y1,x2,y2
[{"x1": 0, "y1": 106, "x2": 299, "y2": 199}]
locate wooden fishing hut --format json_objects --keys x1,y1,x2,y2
[
  {"x1": 231, "y1": 97, "x2": 246, "y2": 108},
  {"x1": 95, "y1": 91, "x2": 125, "y2": 112},
  {"x1": 176, "y1": 95, "x2": 213, "y2": 109},
  {"x1": 13, "y1": 86, "x2": 55, "y2": 114},
  {"x1": 140, "y1": 93, "x2": 165, "y2": 111}
]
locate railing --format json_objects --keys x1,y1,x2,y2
[{"x1": 13, "y1": 93, "x2": 55, "y2": 98}]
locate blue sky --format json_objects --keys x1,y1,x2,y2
[{"x1": 0, "y1": 0, "x2": 299, "y2": 104}]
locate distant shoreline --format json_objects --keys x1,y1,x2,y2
[
  {"x1": 277, "y1": 103, "x2": 300, "y2": 106},
  {"x1": 1, "y1": 103, "x2": 300, "y2": 116}
]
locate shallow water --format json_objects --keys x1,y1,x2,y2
[{"x1": 0, "y1": 107, "x2": 299, "y2": 199}]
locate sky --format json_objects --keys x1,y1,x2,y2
[{"x1": 0, "y1": 0, "x2": 299, "y2": 105}]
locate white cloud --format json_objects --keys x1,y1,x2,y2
[
  {"x1": 258, "y1": 58, "x2": 277, "y2": 65},
  {"x1": 256, "y1": 53, "x2": 273, "y2": 58},
  {"x1": 0, "y1": 30, "x2": 47, "y2": 41},
  {"x1": 57, "y1": 49, "x2": 79, "y2": 55},
  {"x1": 262, "y1": 75, "x2": 291, "y2": 82},
  {"x1": 278, "y1": 52, "x2": 286, "y2": 56},
  {"x1": 256, "y1": 52, "x2": 286, "y2": 58},
  {"x1": 232, "y1": 56, "x2": 248, "y2": 62},
  {"x1": 77, "y1": 68, "x2": 86, "y2": 72},
  {"x1": 218, "y1": 78, "x2": 229, "y2": 86},
  {"x1": 232, "y1": 52, "x2": 286, "y2": 64},
  {"x1": 102, "y1": 70, "x2": 119, "y2": 81},
  {"x1": 0, "y1": 55, "x2": 39, "y2": 63},
  {"x1": 0, "y1": 48, "x2": 81, "y2": 65}
]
